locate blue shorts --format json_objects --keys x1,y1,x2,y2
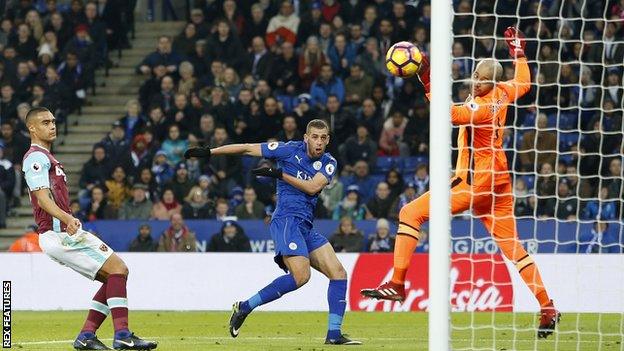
[{"x1": 270, "y1": 216, "x2": 328, "y2": 272}]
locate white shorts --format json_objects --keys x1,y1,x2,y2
[{"x1": 38, "y1": 229, "x2": 114, "y2": 280}]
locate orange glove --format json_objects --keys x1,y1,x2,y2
[{"x1": 504, "y1": 26, "x2": 526, "y2": 58}]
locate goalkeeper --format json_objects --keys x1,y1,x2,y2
[{"x1": 361, "y1": 27, "x2": 560, "y2": 339}]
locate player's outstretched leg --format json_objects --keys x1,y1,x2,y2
[
  {"x1": 97, "y1": 254, "x2": 157, "y2": 350},
  {"x1": 74, "y1": 283, "x2": 111, "y2": 350},
  {"x1": 230, "y1": 256, "x2": 307, "y2": 338},
  {"x1": 309, "y1": 243, "x2": 361, "y2": 345}
]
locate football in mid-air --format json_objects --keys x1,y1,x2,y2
[{"x1": 385, "y1": 41, "x2": 423, "y2": 78}]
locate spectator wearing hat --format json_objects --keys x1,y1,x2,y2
[
  {"x1": 160, "y1": 124, "x2": 188, "y2": 165},
  {"x1": 389, "y1": 182, "x2": 418, "y2": 221},
  {"x1": 235, "y1": 187, "x2": 265, "y2": 220},
  {"x1": 128, "y1": 223, "x2": 157, "y2": 252},
  {"x1": 329, "y1": 216, "x2": 364, "y2": 252},
  {"x1": 207, "y1": 220, "x2": 251, "y2": 252},
  {"x1": 86, "y1": 185, "x2": 116, "y2": 221},
  {"x1": 118, "y1": 183, "x2": 153, "y2": 220},
  {"x1": 158, "y1": 213, "x2": 197, "y2": 252},
  {"x1": 368, "y1": 218, "x2": 395, "y2": 253},
  {"x1": 168, "y1": 161, "x2": 194, "y2": 203},
  {"x1": 100, "y1": 121, "x2": 129, "y2": 166},
  {"x1": 340, "y1": 160, "x2": 376, "y2": 203},
  {"x1": 118, "y1": 133, "x2": 154, "y2": 180},
  {"x1": 182, "y1": 185, "x2": 214, "y2": 219},
  {"x1": 62, "y1": 23, "x2": 96, "y2": 73},
  {"x1": 339, "y1": 124, "x2": 377, "y2": 174},
  {"x1": 104, "y1": 166, "x2": 131, "y2": 211},
  {"x1": 365, "y1": 181, "x2": 394, "y2": 219},
  {"x1": 332, "y1": 185, "x2": 367, "y2": 220},
  {"x1": 151, "y1": 150, "x2": 174, "y2": 186}
]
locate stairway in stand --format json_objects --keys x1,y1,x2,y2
[{"x1": 1, "y1": 21, "x2": 185, "y2": 250}]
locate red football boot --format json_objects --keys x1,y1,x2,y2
[
  {"x1": 537, "y1": 300, "x2": 561, "y2": 339},
  {"x1": 360, "y1": 281, "x2": 406, "y2": 302}
]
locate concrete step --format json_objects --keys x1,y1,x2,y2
[
  {"x1": 70, "y1": 114, "x2": 119, "y2": 125},
  {"x1": 81, "y1": 105, "x2": 127, "y2": 114},
  {"x1": 96, "y1": 67, "x2": 136, "y2": 77},
  {"x1": 56, "y1": 144, "x2": 101, "y2": 153},
  {"x1": 53, "y1": 151, "x2": 91, "y2": 162},
  {"x1": 68, "y1": 124, "x2": 113, "y2": 133},
  {"x1": 96, "y1": 85, "x2": 140, "y2": 95},
  {"x1": 90, "y1": 95, "x2": 138, "y2": 105},
  {"x1": 60, "y1": 135, "x2": 108, "y2": 145},
  {"x1": 6, "y1": 217, "x2": 37, "y2": 229}
]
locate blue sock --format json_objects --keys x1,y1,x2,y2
[
  {"x1": 77, "y1": 331, "x2": 95, "y2": 340},
  {"x1": 240, "y1": 274, "x2": 298, "y2": 314},
  {"x1": 114, "y1": 329, "x2": 131, "y2": 339},
  {"x1": 326, "y1": 279, "x2": 347, "y2": 340}
]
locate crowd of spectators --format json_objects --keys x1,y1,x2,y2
[
  {"x1": 0, "y1": 0, "x2": 134, "y2": 227},
  {"x1": 0, "y1": 1, "x2": 623, "y2": 248}
]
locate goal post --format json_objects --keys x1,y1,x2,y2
[{"x1": 428, "y1": 0, "x2": 454, "y2": 350}]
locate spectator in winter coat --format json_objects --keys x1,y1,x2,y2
[
  {"x1": 366, "y1": 182, "x2": 394, "y2": 219},
  {"x1": 128, "y1": 224, "x2": 157, "y2": 252},
  {"x1": 207, "y1": 220, "x2": 251, "y2": 252},
  {"x1": 158, "y1": 213, "x2": 197, "y2": 252},
  {"x1": 329, "y1": 216, "x2": 364, "y2": 252},
  {"x1": 182, "y1": 186, "x2": 214, "y2": 219},
  {"x1": 368, "y1": 218, "x2": 395, "y2": 253},
  {"x1": 266, "y1": 0, "x2": 300, "y2": 48},
  {"x1": 151, "y1": 188, "x2": 182, "y2": 220},
  {"x1": 118, "y1": 184, "x2": 153, "y2": 220}
]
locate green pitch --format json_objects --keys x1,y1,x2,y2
[{"x1": 10, "y1": 311, "x2": 623, "y2": 350}]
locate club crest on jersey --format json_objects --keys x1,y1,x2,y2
[
  {"x1": 313, "y1": 161, "x2": 322, "y2": 170},
  {"x1": 31, "y1": 162, "x2": 42, "y2": 173},
  {"x1": 325, "y1": 163, "x2": 335, "y2": 175},
  {"x1": 268, "y1": 142, "x2": 279, "y2": 150},
  {"x1": 99, "y1": 244, "x2": 108, "y2": 252},
  {"x1": 289, "y1": 242, "x2": 298, "y2": 250}
]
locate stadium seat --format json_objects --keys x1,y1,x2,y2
[
  {"x1": 402, "y1": 156, "x2": 429, "y2": 174},
  {"x1": 559, "y1": 132, "x2": 579, "y2": 152},
  {"x1": 375, "y1": 157, "x2": 398, "y2": 174},
  {"x1": 523, "y1": 175, "x2": 536, "y2": 190},
  {"x1": 558, "y1": 112, "x2": 578, "y2": 130}
]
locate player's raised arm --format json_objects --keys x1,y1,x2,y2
[
  {"x1": 500, "y1": 26, "x2": 531, "y2": 101},
  {"x1": 184, "y1": 143, "x2": 262, "y2": 159}
]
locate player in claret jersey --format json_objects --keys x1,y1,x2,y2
[
  {"x1": 22, "y1": 107, "x2": 157, "y2": 350},
  {"x1": 361, "y1": 27, "x2": 560, "y2": 338},
  {"x1": 185, "y1": 119, "x2": 361, "y2": 345}
]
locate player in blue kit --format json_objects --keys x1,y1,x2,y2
[{"x1": 184, "y1": 119, "x2": 361, "y2": 345}]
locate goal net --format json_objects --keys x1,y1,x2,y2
[{"x1": 440, "y1": 0, "x2": 624, "y2": 350}]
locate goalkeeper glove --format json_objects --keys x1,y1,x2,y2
[
  {"x1": 252, "y1": 167, "x2": 283, "y2": 179},
  {"x1": 417, "y1": 51, "x2": 431, "y2": 94},
  {"x1": 184, "y1": 147, "x2": 211, "y2": 160},
  {"x1": 504, "y1": 26, "x2": 526, "y2": 58}
]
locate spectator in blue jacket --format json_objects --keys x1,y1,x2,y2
[
  {"x1": 309, "y1": 63, "x2": 344, "y2": 109},
  {"x1": 582, "y1": 187, "x2": 617, "y2": 220},
  {"x1": 340, "y1": 160, "x2": 377, "y2": 203},
  {"x1": 327, "y1": 33, "x2": 356, "y2": 78}
]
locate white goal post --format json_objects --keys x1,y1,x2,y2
[{"x1": 428, "y1": 0, "x2": 453, "y2": 350}]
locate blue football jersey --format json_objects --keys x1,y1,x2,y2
[{"x1": 261, "y1": 141, "x2": 337, "y2": 223}]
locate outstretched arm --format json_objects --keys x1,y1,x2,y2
[
  {"x1": 184, "y1": 143, "x2": 262, "y2": 159},
  {"x1": 500, "y1": 27, "x2": 531, "y2": 101}
]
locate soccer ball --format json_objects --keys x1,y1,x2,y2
[{"x1": 385, "y1": 41, "x2": 423, "y2": 78}]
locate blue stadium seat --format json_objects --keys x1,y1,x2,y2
[
  {"x1": 375, "y1": 157, "x2": 398, "y2": 174},
  {"x1": 370, "y1": 174, "x2": 386, "y2": 186},
  {"x1": 558, "y1": 112, "x2": 578, "y2": 130},
  {"x1": 521, "y1": 112, "x2": 536, "y2": 127},
  {"x1": 559, "y1": 132, "x2": 579, "y2": 152},
  {"x1": 523, "y1": 175, "x2": 536, "y2": 190},
  {"x1": 402, "y1": 156, "x2": 429, "y2": 174}
]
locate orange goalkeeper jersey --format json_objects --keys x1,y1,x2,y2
[{"x1": 450, "y1": 57, "x2": 531, "y2": 187}]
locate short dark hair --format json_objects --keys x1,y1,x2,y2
[
  {"x1": 25, "y1": 107, "x2": 51, "y2": 125},
  {"x1": 306, "y1": 119, "x2": 330, "y2": 133}
]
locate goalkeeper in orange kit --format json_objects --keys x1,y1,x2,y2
[{"x1": 361, "y1": 27, "x2": 560, "y2": 338}]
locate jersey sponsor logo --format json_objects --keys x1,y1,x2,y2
[
  {"x1": 294, "y1": 155, "x2": 302, "y2": 164},
  {"x1": 288, "y1": 242, "x2": 298, "y2": 250},
  {"x1": 325, "y1": 163, "x2": 335, "y2": 175},
  {"x1": 268, "y1": 142, "x2": 279, "y2": 150},
  {"x1": 31, "y1": 162, "x2": 42, "y2": 173},
  {"x1": 296, "y1": 171, "x2": 312, "y2": 181},
  {"x1": 349, "y1": 254, "x2": 513, "y2": 312},
  {"x1": 313, "y1": 161, "x2": 322, "y2": 170}
]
